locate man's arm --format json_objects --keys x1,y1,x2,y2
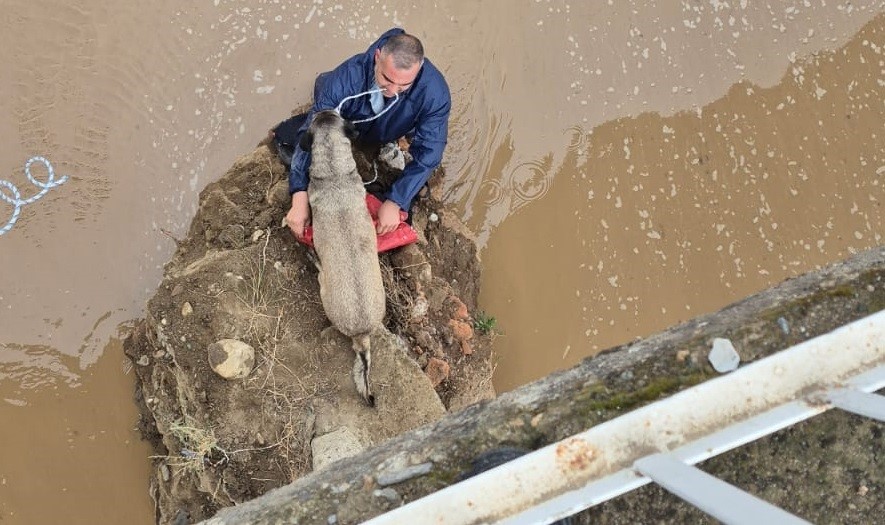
[
  {"x1": 385, "y1": 97, "x2": 451, "y2": 213},
  {"x1": 287, "y1": 68, "x2": 358, "y2": 238},
  {"x1": 287, "y1": 72, "x2": 351, "y2": 196}
]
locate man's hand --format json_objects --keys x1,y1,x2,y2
[
  {"x1": 286, "y1": 191, "x2": 311, "y2": 241},
  {"x1": 376, "y1": 199, "x2": 402, "y2": 235}
]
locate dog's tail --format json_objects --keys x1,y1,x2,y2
[{"x1": 351, "y1": 334, "x2": 375, "y2": 407}]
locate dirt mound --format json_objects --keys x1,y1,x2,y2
[{"x1": 124, "y1": 144, "x2": 494, "y2": 524}]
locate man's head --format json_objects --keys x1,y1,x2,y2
[{"x1": 374, "y1": 33, "x2": 424, "y2": 98}]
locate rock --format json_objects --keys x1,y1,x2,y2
[
  {"x1": 208, "y1": 339, "x2": 255, "y2": 380},
  {"x1": 373, "y1": 488, "x2": 401, "y2": 504},
  {"x1": 449, "y1": 297, "x2": 469, "y2": 321},
  {"x1": 251, "y1": 229, "x2": 265, "y2": 243},
  {"x1": 136, "y1": 355, "x2": 150, "y2": 366},
  {"x1": 460, "y1": 340, "x2": 474, "y2": 356},
  {"x1": 376, "y1": 462, "x2": 433, "y2": 487},
  {"x1": 218, "y1": 224, "x2": 246, "y2": 249},
  {"x1": 708, "y1": 337, "x2": 740, "y2": 373},
  {"x1": 410, "y1": 293, "x2": 429, "y2": 322},
  {"x1": 424, "y1": 357, "x2": 450, "y2": 387},
  {"x1": 429, "y1": 212, "x2": 439, "y2": 222},
  {"x1": 181, "y1": 301, "x2": 193, "y2": 317},
  {"x1": 267, "y1": 179, "x2": 291, "y2": 208},
  {"x1": 448, "y1": 319, "x2": 474, "y2": 342},
  {"x1": 676, "y1": 349, "x2": 691, "y2": 362},
  {"x1": 415, "y1": 330, "x2": 435, "y2": 351},
  {"x1": 777, "y1": 316, "x2": 790, "y2": 334},
  {"x1": 254, "y1": 209, "x2": 276, "y2": 230},
  {"x1": 311, "y1": 427, "x2": 365, "y2": 472},
  {"x1": 159, "y1": 463, "x2": 171, "y2": 482}
]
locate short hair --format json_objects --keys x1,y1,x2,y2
[{"x1": 380, "y1": 33, "x2": 425, "y2": 69}]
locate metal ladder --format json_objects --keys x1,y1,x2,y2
[{"x1": 364, "y1": 310, "x2": 885, "y2": 525}]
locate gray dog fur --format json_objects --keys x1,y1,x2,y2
[{"x1": 303, "y1": 110, "x2": 386, "y2": 406}]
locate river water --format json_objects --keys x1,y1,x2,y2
[{"x1": 1, "y1": 1, "x2": 882, "y2": 523}]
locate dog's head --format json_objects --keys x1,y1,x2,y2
[{"x1": 299, "y1": 110, "x2": 358, "y2": 152}]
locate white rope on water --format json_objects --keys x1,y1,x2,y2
[{"x1": 0, "y1": 156, "x2": 68, "y2": 236}]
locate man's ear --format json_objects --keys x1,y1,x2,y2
[
  {"x1": 299, "y1": 130, "x2": 314, "y2": 152},
  {"x1": 343, "y1": 120, "x2": 358, "y2": 142}
]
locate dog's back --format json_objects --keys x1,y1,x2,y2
[{"x1": 304, "y1": 110, "x2": 385, "y2": 405}]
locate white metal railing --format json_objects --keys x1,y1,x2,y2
[{"x1": 364, "y1": 310, "x2": 885, "y2": 525}]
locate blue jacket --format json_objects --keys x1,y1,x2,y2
[{"x1": 288, "y1": 28, "x2": 451, "y2": 211}]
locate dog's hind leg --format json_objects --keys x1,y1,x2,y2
[{"x1": 351, "y1": 334, "x2": 374, "y2": 407}]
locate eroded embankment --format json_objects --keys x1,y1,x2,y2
[{"x1": 123, "y1": 144, "x2": 495, "y2": 524}]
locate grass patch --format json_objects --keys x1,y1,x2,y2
[
  {"x1": 473, "y1": 311, "x2": 498, "y2": 336},
  {"x1": 157, "y1": 416, "x2": 229, "y2": 474}
]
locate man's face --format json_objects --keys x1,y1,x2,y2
[{"x1": 374, "y1": 49, "x2": 421, "y2": 97}]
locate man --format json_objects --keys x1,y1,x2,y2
[{"x1": 286, "y1": 28, "x2": 451, "y2": 240}]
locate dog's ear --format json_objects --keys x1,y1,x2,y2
[
  {"x1": 343, "y1": 120, "x2": 358, "y2": 142},
  {"x1": 299, "y1": 129, "x2": 314, "y2": 152}
]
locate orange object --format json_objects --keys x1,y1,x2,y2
[{"x1": 297, "y1": 194, "x2": 418, "y2": 252}]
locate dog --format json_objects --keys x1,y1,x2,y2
[{"x1": 299, "y1": 110, "x2": 386, "y2": 406}]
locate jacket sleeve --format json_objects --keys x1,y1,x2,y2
[
  {"x1": 288, "y1": 70, "x2": 355, "y2": 194},
  {"x1": 387, "y1": 95, "x2": 451, "y2": 211}
]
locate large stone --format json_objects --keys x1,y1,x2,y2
[
  {"x1": 311, "y1": 427, "x2": 365, "y2": 472},
  {"x1": 207, "y1": 339, "x2": 255, "y2": 380}
]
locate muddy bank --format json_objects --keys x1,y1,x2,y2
[
  {"x1": 123, "y1": 144, "x2": 495, "y2": 524},
  {"x1": 201, "y1": 247, "x2": 883, "y2": 524}
]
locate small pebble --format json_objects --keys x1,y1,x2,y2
[
  {"x1": 137, "y1": 355, "x2": 150, "y2": 366},
  {"x1": 429, "y1": 213, "x2": 439, "y2": 222},
  {"x1": 776, "y1": 317, "x2": 790, "y2": 335},
  {"x1": 181, "y1": 302, "x2": 194, "y2": 317},
  {"x1": 376, "y1": 462, "x2": 433, "y2": 486},
  {"x1": 373, "y1": 488, "x2": 401, "y2": 504},
  {"x1": 709, "y1": 338, "x2": 740, "y2": 373}
]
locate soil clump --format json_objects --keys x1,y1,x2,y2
[{"x1": 124, "y1": 140, "x2": 495, "y2": 524}]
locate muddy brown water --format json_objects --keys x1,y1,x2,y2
[{"x1": 0, "y1": 1, "x2": 882, "y2": 523}]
